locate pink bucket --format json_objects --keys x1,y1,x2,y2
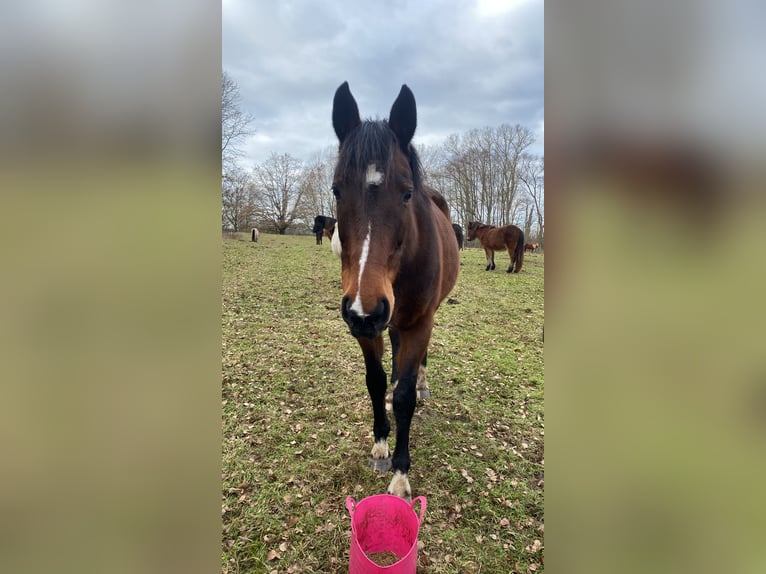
[{"x1": 346, "y1": 494, "x2": 427, "y2": 573}]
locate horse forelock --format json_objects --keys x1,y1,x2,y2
[
  {"x1": 335, "y1": 120, "x2": 422, "y2": 192},
  {"x1": 335, "y1": 121, "x2": 394, "y2": 183}
]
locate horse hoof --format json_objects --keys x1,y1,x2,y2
[
  {"x1": 387, "y1": 471, "x2": 412, "y2": 502},
  {"x1": 417, "y1": 388, "x2": 431, "y2": 400},
  {"x1": 368, "y1": 457, "x2": 392, "y2": 472}
]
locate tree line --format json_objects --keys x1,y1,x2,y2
[
  {"x1": 222, "y1": 148, "x2": 336, "y2": 235},
  {"x1": 222, "y1": 72, "x2": 543, "y2": 245}
]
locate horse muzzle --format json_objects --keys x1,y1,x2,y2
[{"x1": 341, "y1": 295, "x2": 390, "y2": 339}]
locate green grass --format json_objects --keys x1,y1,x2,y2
[{"x1": 222, "y1": 233, "x2": 544, "y2": 573}]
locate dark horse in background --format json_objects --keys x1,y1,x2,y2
[
  {"x1": 331, "y1": 82, "x2": 459, "y2": 500},
  {"x1": 452, "y1": 223, "x2": 464, "y2": 250},
  {"x1": 312, "y1": 215, "x2": 337, "y2": 245},
  {"x1": 466, "y1": 221, "x2": 524, "y2": 273}
]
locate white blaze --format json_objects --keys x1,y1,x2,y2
[{"x1": 349, "y1": 222, "x2": 371, "y2": 317}]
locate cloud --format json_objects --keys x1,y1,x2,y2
[{"x1": 223, "y1": 0, "x2": 543, "y2": 168}]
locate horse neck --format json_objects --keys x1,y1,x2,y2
[{"x1": 400, "y1": 193, "x2": 444, "y2": 265}]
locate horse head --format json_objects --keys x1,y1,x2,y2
[
  {"x1": 331, "y1": 81, "x2": 420, "y2": 339},
  {"x1": 466, "y1": 221, "x2": 481, "y2": 241}
]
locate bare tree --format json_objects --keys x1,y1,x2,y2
[
  {"x1": 522, "y1": 198, "x2": 534, "y2": 241},
  {"x1": 251, "y1": 152, "x2": 305, "y2": 234},
  {"x1": 496, "y1": 124, "x2": 536, "y2": 226},
  {"x1": 442, "y1": 133, "x2": 480, "y2": 226},
  {"x1": 438, "y1": 124, "x2": 535, "y2": 230},
  {"x1": 519, "y1": 154, "x2": 544, "y2": 247},
  {"x1": 222, "y1": 167, "x2": 255, "y2": 231},
  {"x1": 222, "y1": 71, "x2": 254, "y2": 169},
  {"x1": 416, "y1": 143, "x2": 444, "y2": 186},
  {"x1": 418, "y1": 142, "x2": 460, "y2": 223},
  {"x1": 300, "y1": 147, "x2": 337, "y2": 224}
]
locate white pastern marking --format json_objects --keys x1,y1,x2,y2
[
  {"x1": 349, "y1": 223, "x2": 372, "y2": 317},
  {"x1": 416, "y1": 365, "x2": 428, "y2": 390},
  {"x1": 370, "y1": 438, "x2": 390, "y2": 459},
  {"x1": 388, "y1": 470, "x2": 412, "y2": 500},
  {"x1": 366, "y1": 163, "x2": 384, "y2": 186},
  {"x1": 331, "y1": 225, "x2": 342, "y2": 258}
]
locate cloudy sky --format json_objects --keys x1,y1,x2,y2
[{"x1": 223, "y1": 0, "x2": 543, "y2": 170}]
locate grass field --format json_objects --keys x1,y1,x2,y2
[{"x1": 222, "y1": 232, "x2": 544, "y2": 573}]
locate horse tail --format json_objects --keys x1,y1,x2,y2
[{"x1": 514, "y1": 230, "x2": 525, "y2": 273}]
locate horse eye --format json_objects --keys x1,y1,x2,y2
[
  {"x1": 332, "y1": 186, "x2": 340, "y2": 199},
  {"x1": 402, "y1": 189, "x2": 413, "y2": 204}
]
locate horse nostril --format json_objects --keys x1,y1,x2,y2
[
  {"x1": 341, "y1": 295, "x2": 352, "y2": 318},
  {"x1": 372, "y1": 297, "x2": 390, "y2": 323}
]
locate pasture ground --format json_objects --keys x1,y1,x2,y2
[{"x1": 222, "y1": 233, "x2": 544, "y2": 573}]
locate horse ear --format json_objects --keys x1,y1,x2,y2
[
  {"x1": 332, "y1": 81, "x2": 361, "y2": 143},
  {"x1": 388, "y1": 84, "x2": 417, "y2": 151}
]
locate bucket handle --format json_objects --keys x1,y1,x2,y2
[
  {"x1": 345, "y1": 496, "x2": 356, "y2": 518},
  {"x1": 411, "y1": 496, "x2": 427, "y2": 524},
  {"x1": 346, "y1": 495, "x2": 426, "y2": 523}
]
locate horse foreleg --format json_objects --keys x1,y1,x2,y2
[
  {"x1": 359, "y1": 336, "x2": 391, "y2": 472},
  {"x1": 388, "y1": 324, "x2": 431, "y2": 501},
  {"x1": 388, "y1": 329, "x2": 428, "y2": 405},
  {"x1": 484, "y1": 247, "x2": 495, "y2": 271},
  {"x1": 386, "y1": 327, "x2": 400, "y2": 412}
]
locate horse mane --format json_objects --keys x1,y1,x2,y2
[
  {"x1": 426, "y1": 185, "x2": 450, "y2": 219},
  {"x1": 335, "y1": 120, "x2": 424, "y2": 193}
]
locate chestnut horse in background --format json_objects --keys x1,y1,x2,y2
[
  {"x1": 331, "y1": 81, "x2": 459, "y2": 500},
  {"x1": 466, "y1": 221, "x2": 524, "y2": 273},
  {"x1": 524, "y1": 242, "x2": 539, "y2": 253}
]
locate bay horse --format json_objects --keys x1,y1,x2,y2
[
  {"x1": 312, "y1": 215, "x2": 336, "y2": 245},
  {"x1": 466, "y1": 221, "x2": 524, "y2": 273},
  {"x1": 331, "y1": 81, "x2": 459, "y2": 500},
  {"x1": 524, "y1": 242, "x2": 538, "y2": 253}
]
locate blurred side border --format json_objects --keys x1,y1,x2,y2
[
  {"x1": 546, "y1": 1, "x2": 766, "y2": 573},
  {"x1": 0, "y1": 2, "x2": 222, "y2": 574}
]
